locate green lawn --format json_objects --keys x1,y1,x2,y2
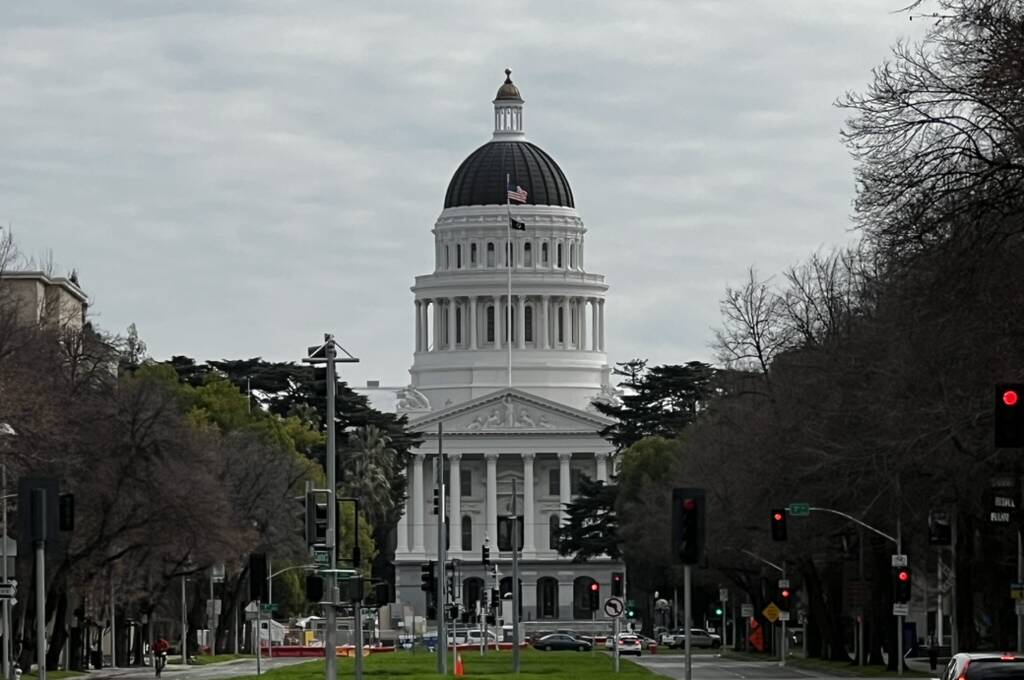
[
  {"x1": 23, "y1": 672, "x2": 85, "y2": 679},
  {"x1": 238, "y1": 649, "x2": 652, "y2": 679}
]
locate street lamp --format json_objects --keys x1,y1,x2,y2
[{"x1": 0, "y1": 423, "x2": 15, "y2": 680}]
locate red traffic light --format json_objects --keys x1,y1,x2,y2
[
  {"x1": 780, "y1": 588, "x2": 790, "y2": 598},
  {"x1": 773, "y1": 512, "x2": 783, "y2": 521},
  {"x1": 590, "y1": 582, "x2": 599, "y2": 592},
  {"x1": 1005, "y1": 390, "x2": 1020, "y2": 407},
  {"x1": 898, "y1": 569, "x2": 910, "y2": 582},
  {"x1": 683, "y1": 498, "x2": 696, "y2": 511}
]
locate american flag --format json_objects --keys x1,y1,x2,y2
[{"x1": 507, "y1": 185, "x2": 528, "y2": 203}]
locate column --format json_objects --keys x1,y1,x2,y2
[
  {"x1": 517, "y1": 296, "x2": 526, "y2": 349},
  {"x1": 469, "y1": 296, "x2": 478, "y2": 350},
  {"x1": 560, "y1": 299, "x2": 569, "y2": 349},
  {"x1": 598, "y1": 299, "x2": 606, "y2": 351},
  {"x1": 494, "y1": 295, "x2": 502, "y2": 349},
  {"x1": 423, "y1": 300, "x2": 430, "y2": 351},
  {"x1": 414, "y1": 300, "x2": 421, "y2": 352},
  {"x1": 558, "y1": 452, "x2": 572, "y2": 522},
  {"x1": 591, "y1": 298, "x2": 599, "y2": 352},
  {"x1": 522, "y1": 453, "x2": 536, "y2": 553},
  {"x1": 447, "y1": 297, "x2": 457, "y2": 351},
  {"x1": 578, "y1": 298, "x2": 587, "y2": 351},
  {"x1": 595, "y1": 451, "x2": 609, "y2": 483},
  {"x1": 485, "y1": 453, "x2": 499, "y2": 547},
  {"x1": 432, "y1": 299, "x2": 441, "y2": 352},
  {"x1": 412, "y1": 454, "x2": 425, "y2": 552},
  {"x1": 541, "y1": 296, "x2": 551, "y2": 350},
  {"x1": 397, "y1": 467, "x2": 411, "y2": 553},
  {"x1": 449, "y1": 454, "x2": 462, "y2": 552}
]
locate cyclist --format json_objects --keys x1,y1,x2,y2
[{"x1": 153, "y1": 638, "x2": 170, "y2": 677}]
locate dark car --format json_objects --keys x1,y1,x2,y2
[
  {"x1": 533, "y1": 633, "x2": 592, "y2": 652},
  {"x1": 944, "y1": 653, "x2": 1024, "y2": 680}
]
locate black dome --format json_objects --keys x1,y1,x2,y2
[{"x1": 444, "y1": 141, "x2": 575, "y2": 209}]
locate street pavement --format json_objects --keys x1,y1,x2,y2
[
  {"x1": 633, "y1": 653, "x2": 936, "y2": 680},
  {"x1": 86, "y1": 657, "x2": 311, "y2": 680}
]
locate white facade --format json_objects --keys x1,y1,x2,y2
[{"x1": 392, "y1": 72, "x2": 623, "y2": 623}]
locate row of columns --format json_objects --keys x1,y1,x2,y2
[
  {"x1": 414, "y1": 296, "x2": 605, "y2": 353},
  {"x1": 436, "y1": 237, "x2": 584, "y2": 273},
  {"x1": 397, "y1": 451, "x2": 610, "y2": 556}
]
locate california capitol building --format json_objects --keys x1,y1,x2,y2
[{"x1": 365, "y1": 70, "x2": 625, "y2": 628}]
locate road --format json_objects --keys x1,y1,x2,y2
[
  {"x1": 88, "y1": 657, "x2": 311, "y2": 680},
  {"x1": 633, "y1": 653, "x2": 925, "y2": 680}
]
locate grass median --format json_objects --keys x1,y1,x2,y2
[
  {"x1": 723, "y1": 650, "x2": 933, "y2": 677},
  {"x1": 235, "y1": 648, "x2": 653, "y2": 679}
]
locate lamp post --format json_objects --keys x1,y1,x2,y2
[{"x1": 0, "y1": 423, "x2": 16, "y2": 680}]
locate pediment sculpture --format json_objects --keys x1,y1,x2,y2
[{"x1": 396, "y1": 385, "x2": 431, "y2": 414}]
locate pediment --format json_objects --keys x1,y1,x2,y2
[{"x1": 409, "y1": 388, "x2": 613, "y2": 435}]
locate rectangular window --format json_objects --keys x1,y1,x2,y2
[
  {"x1": 456, "y1": 307, "x2": 462, "y2": 345},
  {"x1": 497, "y1": 516, "x2": 525, "y2": 551},
  {"x1": 471, "y1": 243, "x2": 478, "y2": 265},
  {"x1": 457, "y1": 244, "x2": 463, "y2": 269},
  {"x1": 487, "y1": 306, "x2": 495, "y2": 343},
  {"x1": 548, "y1": 469, "x2": 560, "y2": 496},
  {"x1": 460, "y1": 468, "x2": 472, "y2": 497},
  {"x1": 487, "y1": 243, "x2": 496, "y2": 267},
  {"x1": 525, "y1": 306, "x2": 533, "y2": 343},
  {"x1": 542, "y1": 242, "x2": 549, "y2": 264}
]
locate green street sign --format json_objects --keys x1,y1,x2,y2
[
  {"x1": 313, "y1": 548, "x2": 330, "y2": 567},
  {"x1": 260, "y1": 603, "x2": 278, "y2": 613},
  {"x1": 788, "y1": 503, "x2": 811, "y2": 517}
]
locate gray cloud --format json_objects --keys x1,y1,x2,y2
[{"x1": 0, "y1": 0, "x2": 926, "y2": 383}]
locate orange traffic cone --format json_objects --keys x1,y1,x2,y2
[{"x1": 455, "y1": 653, "x2": 464, "y2": 677}]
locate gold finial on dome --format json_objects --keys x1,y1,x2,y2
[{"x1": 495, "y1": 68, "x2": 522, "y2": 101}]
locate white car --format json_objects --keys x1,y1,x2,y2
[{"x1": 604, "y1": 633, "x2": 642, "y2": 656}]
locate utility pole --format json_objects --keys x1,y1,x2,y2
[
  {"x1": 436, "y1": 423, "x2": 447, "y2": 676},
  {"x1": 511, "y1": 478, "x2": 520, "y2": 674},
  {"x1": 303, "y1": 334, "x2": 359, "y2": 680}
]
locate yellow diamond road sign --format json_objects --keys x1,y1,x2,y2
[{"x1": 762, "y1": 602, "x2": 781, "y2": 623}]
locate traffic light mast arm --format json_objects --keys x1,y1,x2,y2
[
  {"x1": 808, "y1": 506, "x2": 897, "y2": 545},
  {"x1": 723, "y1": 547, "x2": 784, "y2": 574}
]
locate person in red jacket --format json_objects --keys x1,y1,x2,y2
[{"x1": 153, "y1": 638, "x2": 170, "y2": 676}]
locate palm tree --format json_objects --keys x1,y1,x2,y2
[{"x1": 339, "y1": 424, "x2": 396, "y2": 527}]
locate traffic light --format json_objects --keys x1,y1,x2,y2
[
  {"x1": 432, "y1": 488, "x2": 440, "y2": 515},
  {"x1": 996, "y1": 384, "x2": 1024, "y2": 447},
  {"x1": 482, "y1": 542, "x2": 490, "y2": 565},
  {"x1": 248, "y1": 553, "x2": 268, "y2": 602},
  {"x1": 894, "y1": 567, "x2": 912, "y2": 604},
  {"x1": 611, "y1": 571, "x2": 624, "y2": 597},
  {"x1": 626, "y1": 600, "x2": 636, "y2": 619},
  {"x1": 420, "y1": 561, "x2": 436, "y2": 594},
  {"x1": 928, "y1": 510, "x2": 952, "y2": 546},
  {"x1": 306, "y1": 491, "x2": 329, "y2": 547},
  {"x1": 306, "y1": 573, "x2": 324, "y2": 602},
  {"x1": 777, "y1": 586, "x2": 792, "y2": 612},
  {"x1": 448, "y1": 604, "x2": 459, "y2": 620},
  {"x1": 311, "y1": 366, "x2": 328, "y2": 398},
  {"x1": 58, "y1": 493, "x2": 74, "y2": 532},
  {"x1": 671, "y1": 488, "x2": 706, "y2": 564},
  {"x1": 588, "y1": 582, "x2": 600, "y2": 610},
  {"x1": 490, "y1": 588, "x2": 499, "y2": 607},
  {"x1": 770, "y1": 508, "x2": 788, "y2": 541}
]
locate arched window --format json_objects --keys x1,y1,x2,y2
[
  {"x1": 470, "y1": 243, "x2": 478, "y2": 266},
  {"x1": 486, "y1": 305, "x2": 495, "y2": 343},
  {"x1": 570, "y1": 244, "x2": 576, "y2": 269},
  {"x1": 487, "y1": 242, "x2": 496, "y2": 268},
  {"x1": 541, "y1": 242, "x2": 549, "y2": 265},
  {"x1": 463, "y1": 577, "x2": 484, "y2": 610},
  {"x1": 525, "y1": 306, "x2": 533, "y2": 343},
  {"x1": 557, "y1": 243, "x2": 563, "y2": 268},
  {"x1": 537, "y1": 577, "x2": 559, "y2": 619},
  {"x1": 549, "y1": 514, "x2": 561, "y2": 550},
  {"x1": 455, "y1": 306, "x2": 463, "y2": 345},
  {"x1": 457, "y1": 244, "x2": 463, "y2": 269},
  {"x1": 524, "y1": 242, "x2": 533, "y2": 267},
  {"x1": 461, "y1": 515, "x2": 473, "y2": 551}
]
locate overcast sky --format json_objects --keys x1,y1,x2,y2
[{"x1": 1, "y1": 1, "x2": 926, "y2": 387}]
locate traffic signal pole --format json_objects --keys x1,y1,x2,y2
[
  {"x1": 684, "y1": 564, "x2": 692, "y2": 680},
  {"x1": 303, "y1": 334, "x2": 359, "y2": 680},
  {"x1": 436, "y1": 424, "x2": 447, "y2": 676}
]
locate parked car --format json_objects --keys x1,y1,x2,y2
[
  {"x1": 533, "y1": 633, "x2": 592, "y2": 652},
  {"x1": 944, "y1": 653, "x2": 1024, "y2": 680},
  {"x1": 661, "y1": 628, "x2": 721, "y2": 649}
]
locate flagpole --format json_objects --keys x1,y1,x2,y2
[{"x1": 506, "y1": 173, "x2": 513, "y2": 389}]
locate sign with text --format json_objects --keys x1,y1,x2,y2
[
  {"x1": 762, "y1": 603, "x2": 780, "y2": 623},
  {"x1": 988, "y1": 477, "x2": 1019, "y2": 525},
  {"x1": 892, "y1": 603, "x2": 909, "y2": 616},
  {"x1": 741, "y1": 604, "x2": 754, "y2": 618},
  {"x1": 788, "y1": 503, "x2": 810, "y2": 517}
]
